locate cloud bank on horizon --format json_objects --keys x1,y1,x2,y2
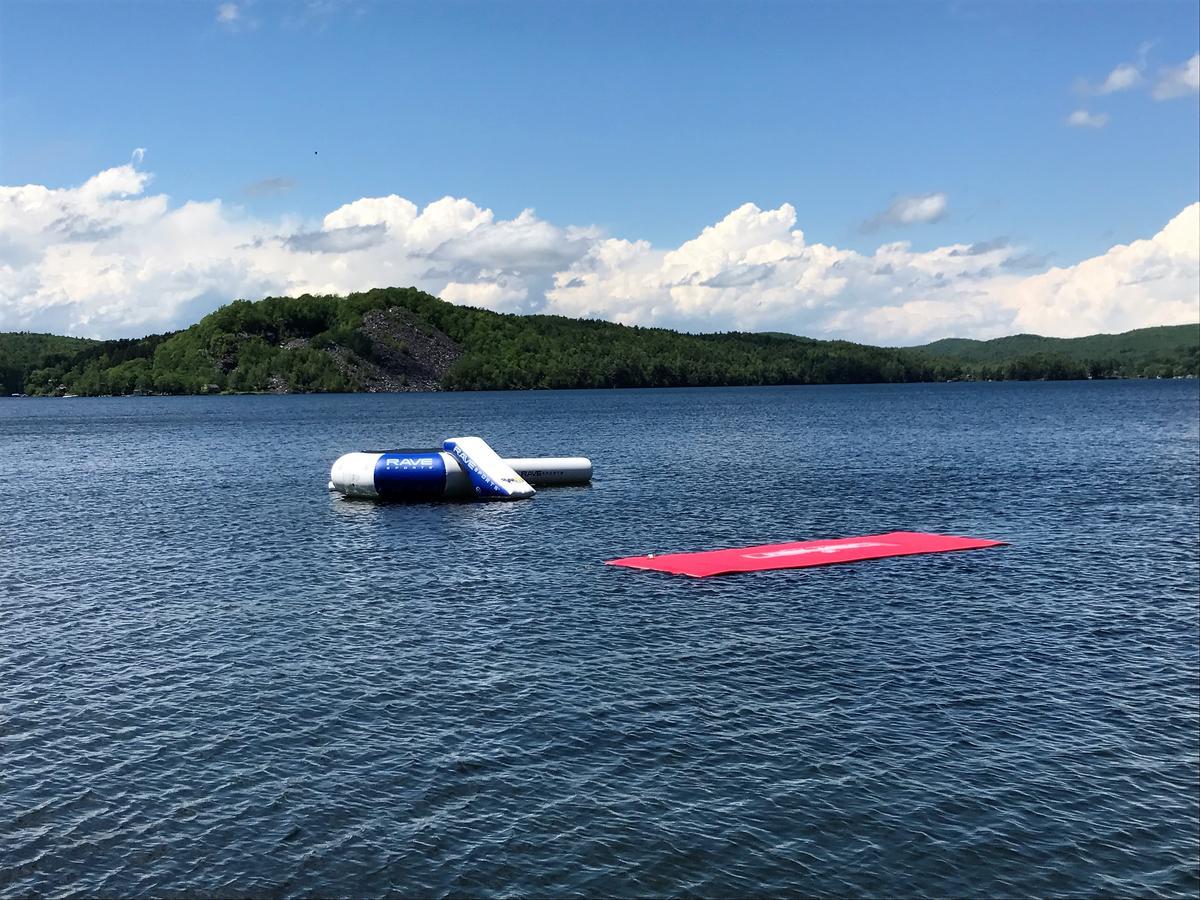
[{"x1": 1, "y1": 159, "x2": 1197, "y2": 345}]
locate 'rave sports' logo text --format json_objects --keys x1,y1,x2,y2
[{"x1": 384, "y1": 457, "x2": 436, "y2": 469}]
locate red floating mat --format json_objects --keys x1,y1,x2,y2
[{"x1": 606, "y1": 531, "x2": 1005, "y2": 578}]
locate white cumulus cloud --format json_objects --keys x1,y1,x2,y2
[
  {"x1": 863, "y1": 193, "x2": 948, "y2": 232},
  {"x1": 1153, "y1": 53, "x2": 1200, "y2": 100},
  {"x1": 1075, "y1": 47, "x2": 1150, "y2": 97},
  {"x1": 0, "y1": 162, "x2": 589, "y2": 336},
  {"x1": 216, "y1": 2, "x2": 258, "y2": 31},
  {"x1": 1, "y1": 159, "x2": 1196, "y2": 345},
  {"x1": 1095, "y1": 63, "x2": 1143, "y2": 94},
  {"x1": 999, "y1": 204, "x2": 1200, "y2": 337},
  {"x1": 545, "y1": 201, "x2": 1199, "y2": 343},
  {"x1": 1065, "y1": 109, "x2": 1110, "y2": 129}
]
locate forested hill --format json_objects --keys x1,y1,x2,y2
[
  {"x1": 915, "y1": 325, "x2": 1200, "y2": 374},
  {"x1": 0, "y1": 333, "x2": 96, "y2": 396},
  {"x1": 2, "y1": 287, "x2": 1197, "y2": 396}
]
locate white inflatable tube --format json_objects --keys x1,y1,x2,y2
[
  {"x1": 504, "y1": 458, "x2": 595, "y2": 486},
  {"x1": 328, "y1": 450, "x2": 592, "y2": 500}
]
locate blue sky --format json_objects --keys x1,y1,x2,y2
[{"x1": 1, "y1": 1, "x2": 1197, "y2": 341}]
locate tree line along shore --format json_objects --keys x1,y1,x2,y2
[{"x1": 2, "y1": 287, "x2": 1197, "y2": 397}]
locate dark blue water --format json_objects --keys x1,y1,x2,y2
[{"x1": 2, "y1": 382, "x2": 1198, "y2": 898}]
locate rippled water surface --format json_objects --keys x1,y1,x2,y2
[{"x1": 2, "y1": 382, "x2": 1198, "y2": 898}]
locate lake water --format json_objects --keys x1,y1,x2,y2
[{"x1": 2, "y1": 381, "x2": 1198, "y2": 898}]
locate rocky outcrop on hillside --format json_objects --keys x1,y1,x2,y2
[{"x1": 335, "y1": 306, "x2": 463, "y2": 391}]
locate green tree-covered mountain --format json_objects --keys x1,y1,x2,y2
[
  {"x1": 2, "y1": 287, "x2": 1197, "y2": 396},
  {"x1": 0, "y1": 333, "x2": 96, "y2": 394},
  {"x1": 914, "y1": 325, "x2": 1200, "y2": 378}
]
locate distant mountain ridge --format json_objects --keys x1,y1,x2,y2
[
  {"x1": 1, "y1": 287, "x2": 1196, "y2": 396},
  {"x1": 914, "y1": 325, "x2": 1200, "y2": 366}
]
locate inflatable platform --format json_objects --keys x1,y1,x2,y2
[
  {"x1": 607, "y1": 531, "x2": 1005, "y2": 577},
  {"x1": 329, "y1": 436, "x2": 592, "y2": 502}
]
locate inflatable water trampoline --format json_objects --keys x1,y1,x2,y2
[{"x1": 329, "y1": 436, "x2": 592, "y2": 502}]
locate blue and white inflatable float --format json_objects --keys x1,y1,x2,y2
[{"x1": 329, "y1": 436, "x2": 592, "y2": 502}]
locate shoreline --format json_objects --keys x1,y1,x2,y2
[{"x1": 8, "y1": 373, "x2": 1197, "y2": 400}]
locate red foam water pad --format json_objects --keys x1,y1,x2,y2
[{"x1": 606, "y1": 531, "x2": 1005, "y2": 578}]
